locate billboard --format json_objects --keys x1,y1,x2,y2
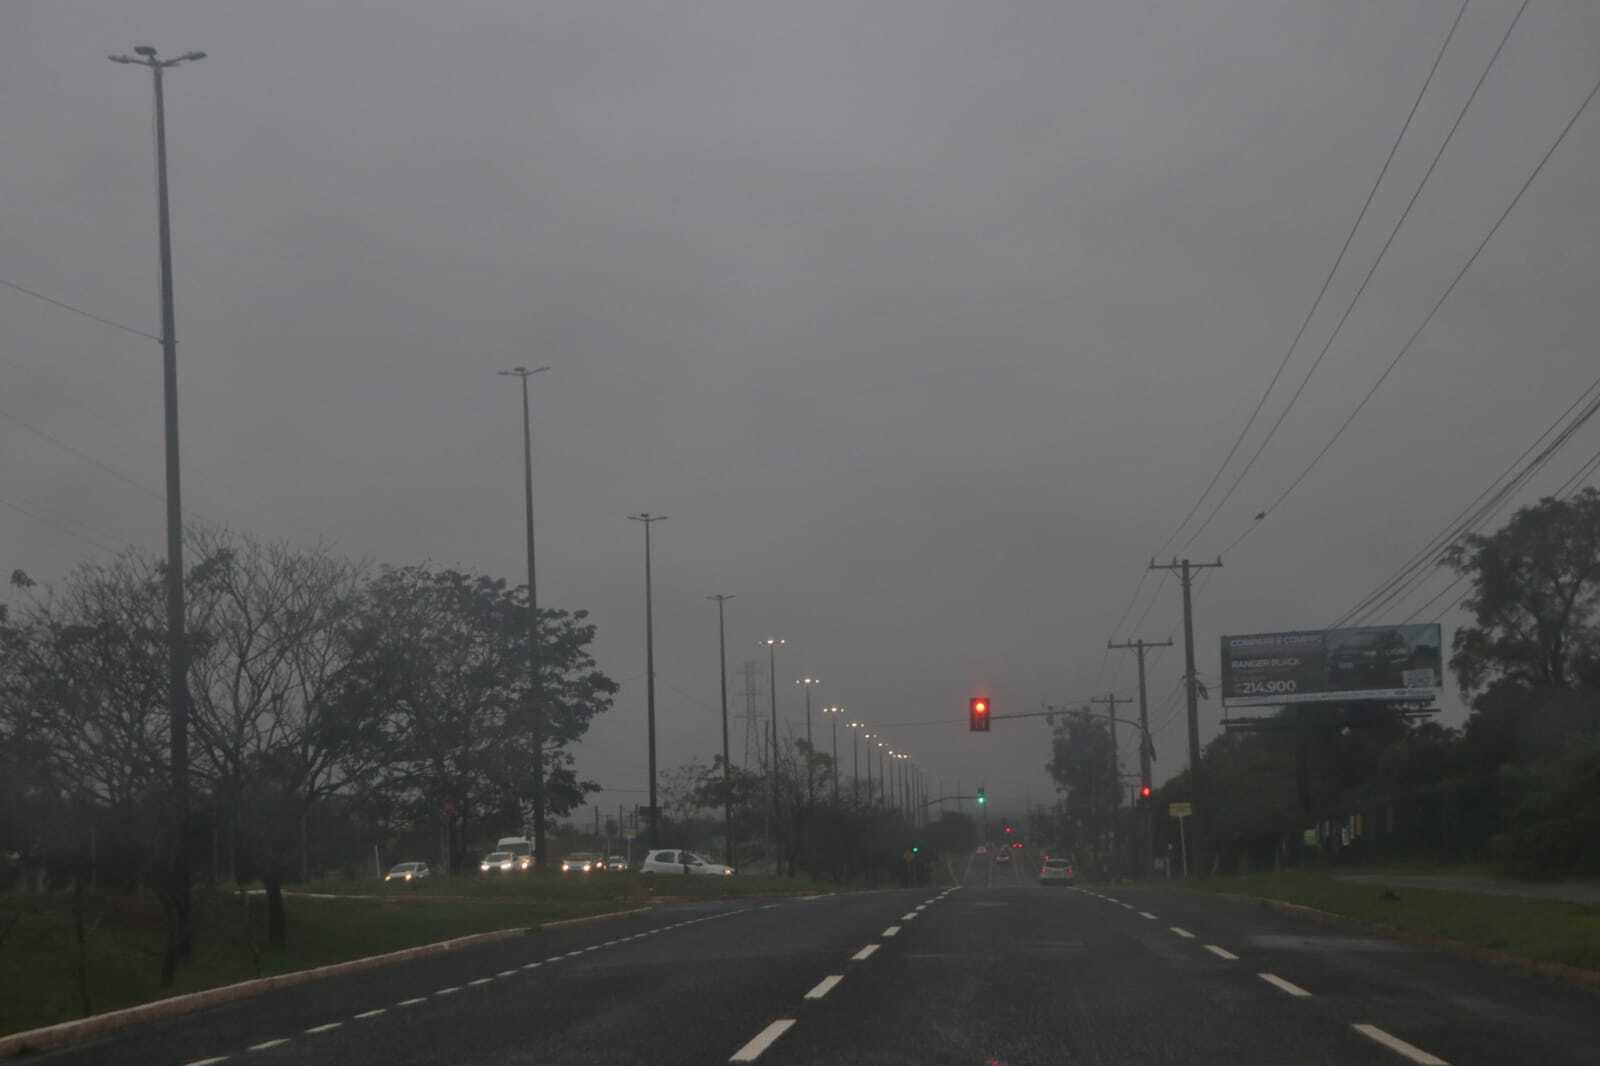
[{"x1": 1220, "y1": 624, "x2": 1442, "y2": 707}]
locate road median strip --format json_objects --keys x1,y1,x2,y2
[{"x1": 0, "y1": 905, "x2": 654, "y2": 1059}]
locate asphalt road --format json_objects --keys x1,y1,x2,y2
[{"x1": 28, "y1": 861, "x2": 1600, "y2": 1065}]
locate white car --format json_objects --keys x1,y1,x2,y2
[
  {"x1": 479, "y1": 851, "x2": 515, "y2": 873},
  {"x1": 1038, "y1": 856, "x2": 1075, "y2": 885},
  {"x1": 384, "y1": 861, "x2": 430, "y2": 882},
  {"x1": 560, "y1": 852, "x2": 602, "y2": 874},
  {"x1": 639, "y1": 849, "x2": 733, "y2": 876}
]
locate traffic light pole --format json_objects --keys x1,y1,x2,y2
[
  {"x1": 1109, "y1": 637, "x2": 1172, "y2": 876},
  {"x1": 1149, "y1": 557, "x2": 1222, "y2": 877}
]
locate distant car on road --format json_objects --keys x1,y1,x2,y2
[
  {"x1": 1038, "y1": 857, "x2": 1075, "y2": 885},
  {"x1": 994, "y1": 849, "x2": 1011, "y2": 864},
  {"x1": 606, "y1": 855, "x2": 629, "y2": 872},
  {"x1": 975, "y1": 845, "x2": 989, "y2": 855},
  {"x1": 497, "y1": 836, "x2": 534, "y2": 871},
  {"x1": 384, "y1": 861, "x2": 430, "y2": 883},
  {"x1": 639, "y1": 849, "x2": 733, "y2": 876},
  {"x1": 479, "y1": 851, "x2": 515, "y2": 874},
  {"x1": 561, "y1": 852, "x2": 602, "y2": 874}
]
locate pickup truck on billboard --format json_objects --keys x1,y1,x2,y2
[{"x1": 1220, "y1": 624, "x2": 1442, "y2": 706}]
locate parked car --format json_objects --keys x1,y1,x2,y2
[
  {"x1": 560, "y1": 852, "x2": 602, "y2": 874},
  {"x1": 638, "y1": 849, "x2": 733, "y2": 876},
  {"x1": 994, "y1": 849, "x2": 1011, "y2": 864},
  {"x1": 1038, "y1": 856, "x2": 1075, "y2": 885},
  {"x1": 606, "y1": 855, "x2": 629, "y2": 872},
  {"x1": 384, "y1": 861, "x2": 430, "y2": 883},
  {"x1": 479, "y1": 851, "x2": 515, "y2": 873}
]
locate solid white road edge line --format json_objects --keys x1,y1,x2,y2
[
  {"x1": 882, "y1": 925, "x2": 901, "y2": 937},
  {"x1": 468, "y1": 977, "x2": 494, "y2": 985},
  {"x1": 852, "y1": 944, "x2": 880, "y2": 961},
  {"x1": 434, "y1": 986, "x2": 461, "y2": 995},
  {"x1": 1351, "y1": 1023, "x2": 1449, "y2": 1065},
  {"x1": 1170, "y1": 927, "x2": 1196, "y2": 939},
  {"x1": 729, "y1": 1019, "x2": 797, "y2": 1062},
  {"x1": 304, "y1": 1022, "x2": 343, "y2": 1034},
  {"x1": 396, "y1": 997, "x2": 427, "y2": 1007},
  {"x1": 353, "y1": 1008, "x2": 386, "y2": 1019},
  {"x1": 1258, "y1": 972, "x2": 1312, "y2": 998},
  {"x1": 182, "y1": 1058, "x2": 230, "y2": 1066},
  {"x1": 804, "y1": 975, "x2": 844, "y2": 1000}
]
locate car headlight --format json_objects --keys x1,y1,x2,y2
[
  {"x1": 582, "y1": 863, "x2": 591, "y2": 872},
  {"x1": 480, "y1": 863, "x2": 489, "y2": 871},
  {"x1": 404, "y1": 873, "x2": 412, "y2": 881},
  {"x1": 723, "y1": 868, "x2": 733, "y2": 876},
  {"x1": 561, "y1": 863, "x2": 570, "y2": 871},
  {"x1": 384, "y1": 874, "x2": 392, "y2": 881}
]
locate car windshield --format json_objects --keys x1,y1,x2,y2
[
  {"x1": 485, "y1": 853, "x2": 510, "y2": 862},
  {"x1": 387, "y1": 864, "x2": 414, "y2": 873},
  {"x1": 565, "y1": 854, "x2": 596, "y2": 862}
]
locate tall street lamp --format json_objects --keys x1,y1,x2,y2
[
  {"x1": 628, "y1": 514, "x2": 667, "y2": 847},
  {"x1": 847, "y1": 721, "x2": 864, "y2": 803},
  {"x1": 499, "y1": 365, "x2": 550, "y2": 870},
  {"x1": 708, "y1": 594, "x2": 734, "y2": 868},
  {"x1": 109, "y1": 43, "x2": 205, "y2": 969},
  {"x1": 761, "y1": 638, "x2": 785, "y2": 863},
  {"x1": 795, "y1": 676, "x2": 820, "y2": 801},
  {"x1": 864, "y1": 734, "x2": 878, "y2": 807},
  {"x1": 821, "y1": 706, "x2": 844, "y2": 804}
]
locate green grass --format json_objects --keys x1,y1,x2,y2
[
  {"x1": 0, "y1": 869, "x2": 894, "y2": 1038},
  {"x1": 0, "y1": 887, "x2": 625, "y2": 1039},
  {"x1": 1191, "y1": 870, "x2": 1600, "y2": 973}
]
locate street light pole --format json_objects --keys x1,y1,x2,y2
[
  {"x1": 848, "y1": 722, "x2": 861, "y2": 802},
  {"x1": 500, "y1": 366, "x2": 550, "y2": 870},
  {"x1": 709, "y1": 595, "x2": 734, "y2": 868},
  {"x1": 110, "y1": 43, "x2": 205, "y2": 973},
  {"x1": 822, "y1": 706, "x2": 843, "y2": 805},
  {"x1": 762, "y1": 638, "x2": 785, "y2": 870},
  {"x1": 864, "y1": 733, "x2": 875, "y2": 807},
  {"x1": 796, "y1": 677, "x2": 820, "y2": 802},
  {"x1": 629, "y1": 514, "x2": 667, "y2": 848}
]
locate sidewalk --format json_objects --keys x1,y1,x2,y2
[{"x1": 1333, "y1": 872, "x2": 1600, "y2": 906}]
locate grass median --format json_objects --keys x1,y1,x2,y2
[
  {"x1": 0, "y1": 870, "x2": 865, "y2": 1038},
  {"x1": 1190, "y1": 870, "x2": 1600, "y2": 973}
]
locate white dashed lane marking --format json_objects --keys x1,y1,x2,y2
[
  {"x1": 729, "y1": 1019, "x2": 796, "y2": 1062},
  {"x1": 497, "y1": 969, "x2": 518, "y2": 977},
  {"x1": 468, "y1": 976, "x2": 495, "y2": 985},
  {"x1": 852, "y1": 944, "x2": 880, "y2": 961},
  {"x1": 1352, "y1": 1023, "x2": 1449, "y2": 1065},
  {"x1": 804, "y1": 975, "x2": 844, "y2": 1000},
  {"x1": 396, "y1": 997, "x2": 427, "y2": 1007},
  {"x1": 1170, "y1": 927, "x2": 1195, "y2": 939},
  {"x1": 1259, "y1": 972, "x2": 1312, "y2": 998},
  {"x1": 434, "y1": 986, "x2": 460, "y2": 995},
  {"x1": 354, "y1": 1008, "x2": 387, "y2": 1019},
  {"x1": 183, "y1": 1058, "x2": 230, "y2": 1066},
  {"x1": 901, "y1": 912, "x2": 918, "y2": 920},
  {"x1": 1204, "y1": 945, "x2": 1239, "y2": 961},
  {"x1": 882, "y1": 925, "x2": 901, "y2": 937},
  {"x1": 304, "y1": 1022, "x2": 343, "y2": 1035},
  {"x1": 247, "y1": 1038, "x2": 290, "y2": 1051},
  {"x1": 1138, "y1": 911, "x2": 1157, "y2": 920}
]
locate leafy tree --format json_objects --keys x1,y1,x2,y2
[{"x1": 1046, "y1": 709, "x2": 1119, "y2": 867}]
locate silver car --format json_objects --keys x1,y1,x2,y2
[{"x1": 639, "y1": 849, "x2": 733, "y2": 876}]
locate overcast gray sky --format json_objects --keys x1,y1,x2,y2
[{"x1": 5, "y1": 0, "x2": 1600, "y2": 827}]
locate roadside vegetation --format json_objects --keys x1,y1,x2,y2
[{"x1": 1192, "y1": 870, "x2": 1600, "y2": 973}]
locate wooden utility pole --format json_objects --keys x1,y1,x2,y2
[
  {"x1": 1109, "y1": 637, "x2": 1173, "y2": 875},
  {"x1": 1148, "y1": 557, "x2": 1222, "y2": 876}
]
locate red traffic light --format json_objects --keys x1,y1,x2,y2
[
  {"x1": 1140, "y1": 784, "x2": 1152, "y2": 799},
  {"x1": 969, "y1": 697, "x2": 991, "y2": 732}
]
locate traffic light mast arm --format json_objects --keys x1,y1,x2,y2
[{"x1": 989, "y1": 706, "x2": 1157, "y2": 761}]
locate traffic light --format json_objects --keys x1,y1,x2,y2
[
  {"x1": 1140, "y1": 784, "x2": 1152, "y2": 800},
  {"x1": 911, "y1": 844, "x2": 920, "y2": 854},
  {"x1": 1004, "y1": 823, "x2": 1013, "y2": 835},
  {"x1": 976, "y1": 786, "x2": 987, "y2": 806},
  {"x1": 969, "y1": 696, "x2": 991, "y2": 732}
]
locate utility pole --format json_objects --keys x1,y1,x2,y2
[
  {"x1": 762, "y1": 639, "x2": 785, "y2": 870},
  {"x1": 1109, "y1": 637, "x2": 1172, "y2": 876},
  {"x1": 709, "y1": 595, "x2": 734, "y2": 868},
  {"x1": 1149, "y1": 556, "x2": 1222, "y2": 876},
  {"x1": 500, "y1": 366, "x2": 551, "y2": 870},
  {"x1": 1092, "y1": 694, "x2": 1129, "y2": 877},
  {"x1": 739, "y1": 660, "x2": 763, "y2": 769},
  {"x1": 629, "y1": 514, "x2": 668, "y2": 848},
  {"x1": 110, "y1": 43, "x2": 205, "y2": 974}
]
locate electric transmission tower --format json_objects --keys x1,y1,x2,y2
[{"x1": 739, "y1": 658, "x2": 764, "y2": 769}]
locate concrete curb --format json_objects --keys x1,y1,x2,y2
[
  {"x1": 1197, "y1": 888, "x2": 1600, "y2": 992},
  {"x1": 0, "y1": 905, "x2": 655, "y2": 1059}
]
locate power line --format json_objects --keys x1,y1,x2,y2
[
  {"x1": 1187, "y1": 0, "x2": 1530, "y2": 553},
  {"x1": 1221, "y1": 64, "x2": 1600, "y2": 561},
  {"x1": 0, "y1": 278, "x2": 162, "y2": 344},
  {"x1": 0, "y1": 495, "x2": 126, "y2": 555},
  {"x1": 1151, "y1": 0, "x2": 1474, "y2": 561},
  {"x1": 1332, "y1": 376, "x2": 1600, "y2": 627}
]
